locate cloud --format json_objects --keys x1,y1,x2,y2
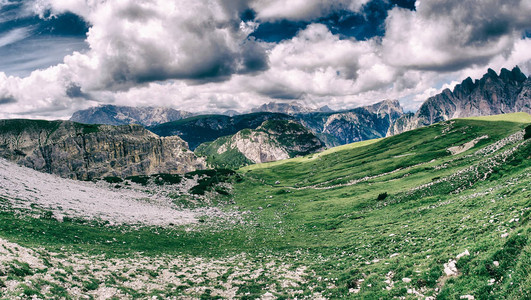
[
  {"x1": 0, "y1": 95, "x2": 16, "y2": 104},
  {"x1": 0, "y1": 26, "x2": 31, "y2": 47},
  {"x1": 249, "y1": 24, "x2": 397, "y2": 98},
  {"x1": 382, "y1": 0, "x2": 531, "y2": 71},
  {"x1": 23, "y1": 0, "x2": 267, "y2": 90}
]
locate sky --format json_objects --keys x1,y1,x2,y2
[{"x1": 0, "y1": 0, "x2": 530, "y2": 119}]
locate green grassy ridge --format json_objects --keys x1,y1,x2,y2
[
  {"x1": 241, "y1": 116, "x2": 528, "y2": 188},
  {"x1": 1, "y1": 113, "x2": 530, "y2": 298}
]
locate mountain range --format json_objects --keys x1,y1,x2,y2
[
  {"x1": 70, "y1": 105, "x2": 194, "y2": 127},
  {"x1": 388, "y1": 66, "x2": 530, "y2": 135},
  {"x1": 0, "y1": 66, "x2": 528, "y2": 178}
]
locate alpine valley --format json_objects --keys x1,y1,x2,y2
[{"x1": 0, "y1": 67, "x2": 530, "y2": 299}]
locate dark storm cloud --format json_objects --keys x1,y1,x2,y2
[
  {"x1": 420, "y1": 0, "x2": 531, "y2": 47},
  {"x1": 0, "y1": 95, "x2": 16, "y2": 104},
  {"x1": 66, "y1": 83, "x2": 90, "y2": 99}
]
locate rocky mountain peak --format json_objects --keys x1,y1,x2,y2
[{"x1": 388, "y1": 66, "x2": 531, "y2": 136}]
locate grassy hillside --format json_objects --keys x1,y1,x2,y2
[{"x1": 0, "y1": 113, "x2": 530, "y2": 299}]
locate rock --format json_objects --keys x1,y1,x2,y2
[
  {"x1": 402, "y1": 278, "x2": 411, "y2": 283},
  {"x1": 493, "y1": 261, "x2": 499, "y2": 267},
  {"x1": 447, "y1": 136, "x2": 488, "y2": 155},
  {"x1": 456, "y1": 249, "x2": 470, "y2": 260},
  {"x1": 460, "y1": 295, "x2": 475, "y2": 300},
  {"x1": 0, "y1": 120, "x2": 205, "y2": 180},
  {"x1": 501, "y1": 233, "x2": 509, "y2": 238},
  {"x1": 444, "y1": 259, "x2": 458, "y2": 276}
]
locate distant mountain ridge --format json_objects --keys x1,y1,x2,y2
[
  {"x1": 388, "y1": 66, "x2": 531, "y2": 135},
  {"x1": 250, "y1": 101, "x2": 332, "y2": 115},
  {"x1": 148, "y1": 100, "x2": 404, "y2": 150},
  {"x1": 70, "y1": 105, "x2": 193, "y2": 127}
]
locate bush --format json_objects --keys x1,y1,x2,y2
[
  {"x1": 103, "y1": 176, "x2": 123, "y2": 184},
  {"x1": 377, "y1": 192, "x2": 388, "y2": 201},
  {"x1": 524, "y1": 124, "x2": 531, "y2": 140}
]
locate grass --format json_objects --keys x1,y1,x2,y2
[
  {"x1": 0, "y1": 113, "x2": 530, "y2": 298},
  {"x1": 241, "y1": 138, "x2": 380, "y2": 171},
  {"x1": 463, "y1": 112, "x2": 531, "y2": 123}
]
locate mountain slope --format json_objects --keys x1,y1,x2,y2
[
  {"x1": 70, "y1": 105, "x2": 193, "y2": 126},
  {"x1": 148, "y1": 112, "x2": 294, "y2": 150},
  {"x1": 0, "y1": 119, "x2": 205, "y2": 179},
  {"x1": 297, "y1": 99, "x2": 404, "y2": 146},
  {"x1": 388, "y1": 66, "x2": 530, "y2": 135},
  {"x1": 195, "y1": 120, "x2": 325, "y2": 169}
]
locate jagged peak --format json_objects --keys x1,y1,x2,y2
[
  {"x1": 486, "y1": 68, "x2": 498, "y2": 78},
  {"x1": 510, "y1": 65, "x2": 527, "y2": 82}
]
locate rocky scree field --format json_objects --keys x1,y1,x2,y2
[{"x1": 0, "y1": 113, "x2": 530, "y2": 299}]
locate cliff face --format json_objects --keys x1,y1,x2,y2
[
  {"x1": 70, "y1": 105, "x2": 193, "y2": 126},
  {"x1": 388, "y1": 66, "x2": 531, "y2": 135},
  {"x1": 0, "y1": 120, "x2": 205, "y2": 180},
  {"x1": 297, "y1": 99, "x2": 404, "y2": 147},
  {"x1": 195, "y1": 120, "x2": 325, "y2": 169}
]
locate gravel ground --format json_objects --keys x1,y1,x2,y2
[{"x1": 0, "y1": 158, "x2": 230, "y2": 226}]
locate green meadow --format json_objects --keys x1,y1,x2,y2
[{"x1": 1, "y1": 113, "x2": 530, "y2": 299}]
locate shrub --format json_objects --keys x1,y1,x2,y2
[
  {"x1": 103, "y1": 176, "x2": 123, "y2": 184},
  {"x1": 377, "y1": 192, "x2": 388, "y2": 200},
  {"x1": 524, "y1": 124, "x2": 531, "y2": 140}
]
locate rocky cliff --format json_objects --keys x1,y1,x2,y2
[
  {"x1": 0, "y1": 119, "x2": 205, "y2": 180},
  {"x1": 297, "y1": 99, "x2": 404, "y2": 147},
  {"x1": 70, "y1": 105, "x2": 193, "y2": 126},
  {"x1": 388, "y1": 66, "x2": 531, "y2": 136},
  {"x1": 195, "y1": 120, "x2": 325, "y2": 169}
]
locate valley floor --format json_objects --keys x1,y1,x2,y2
[{"x1": 1, "y1": 114, "x2": 530, "y2": 299}]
